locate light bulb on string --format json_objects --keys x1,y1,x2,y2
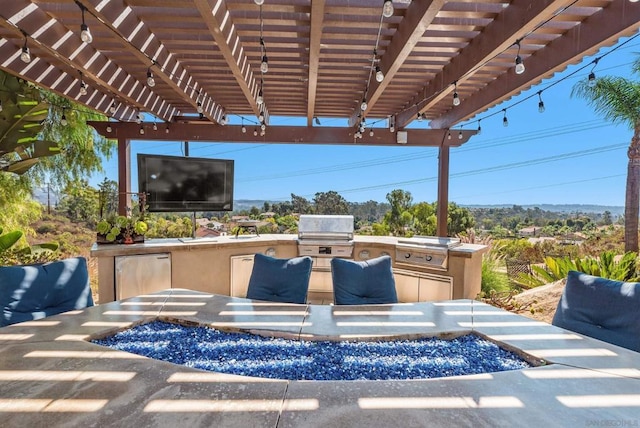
[
  {"x1": 369, "y1": 129, "x2": 374, "y2": 137},
  {"x1": 588, "y1": 71, "x2": 597, "y2": 87},
  {"x1": 375, "y1": 65, "x2": 384, "y2": 82},
  {"x1": 254, "y1": 0, "x2": 264, "y2": 5},
  {"x1": 514, "y1": 40, "x2": 525, "y2": 74},
  {"x1": 452, "y1": 81, "x2": 460, "y2": 106},
  {"x1": 537, "y1": 91, "x2": 545, "y2": 113},
  {"x1": 382, "y1": 0, "x2": 394, "y2": 18},
  {"x1": 153, "y1": 122, "x2": 158, "y2": 131},
  {"x1": 146, "y1": 69, "x2": 155, "y2": 87},
  {"x1": 477, "y1": 121, "x2": 482, "y2": 135},
  {"x1": 109, "y1": 101, "x2": 117, "y2": 115},
  {"x1": 139, "y1": 125, "x2": 145, "y2": 135},
  {"x1": 165, "y1": 124, "x2": 170, "y2": 134},
  {"x1": 60, "y1": 113, "x2": 67, "y2": 126},
  {"x1": 20, "y1": 38, "x2": 31, "y2": 64},
  {"x1": 260, "y1": 55, "x2": 268, "y2": 73},
  {"x1": 361, "y1": 97, "x2": 368, "y2": 111},
  {"x1": 257, "y1": 88, "x2": 263, "y2": 105},
  {"x1": 79, "y1": 4, "x2": 93, "y2": 44},
  {"x1": 79, "y1": 81, "x2": 87, "y2": 96},
  {"x1": 458, "y1": 131, "x2": 463, "y2": 140},
  {"x1": 502, "y1": 109, "x2": 509, "y2": 127},
  {"x1": 106, "y1": 124, "x2": 112, "y2": 133}
]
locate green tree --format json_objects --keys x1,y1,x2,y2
[
  {"x1": 384, "y1": 189, "x2": 413, "y2": 235},
  {"x1": 34, "y1": 93, "x2": 114, "y2": 190},
  {"x1": 291, "y1": 193, "x2": 312, "y2": 214},
  {"x1": 0, "y1": 173, "x2": 41, "y2": 235},
  {"x1": 313, "y1": 191, "x2": 348, "y2": 214},
  {"x1": 572, "y1": 62, "x2": 640, "y2": 252},
  {"x1": 447, "y1": 202, "x2": 475, "y2": 236},
  {"x1": 57, "y1": 179, "x2": 100, "y2": 225},
  {"x1": 98, "y1": 178, "x2": 118, "y2": 218},
  {"x1": 411, "y1": 202, "x2": 437, "y2": 236}
]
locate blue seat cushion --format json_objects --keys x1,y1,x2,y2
[
  {"x1": 246, "y1": 253, "x2": 313, "y2": 304},
  {"x1": 331, "y1": 255, "x2": 398, "y2": 305},
  {"x1": 0, "y1": 257, "x2": 94, "y2": 327},
  {"x1": 552, "y1": 270, "x2": 640, "y2": 352}
]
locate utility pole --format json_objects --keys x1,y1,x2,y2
[{"x1": 46, "y1": 182, "x2": 51, "y2": 214}]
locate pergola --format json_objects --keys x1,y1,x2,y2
[{"x1": 1, "y1": 1, "x2": 639, "y2": 235}]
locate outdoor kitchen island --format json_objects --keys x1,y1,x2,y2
[{"x1": 91, "y1": 231, "x2": 487, "y2": 305}]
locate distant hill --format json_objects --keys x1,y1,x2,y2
[
  {"x1": 233, "y1": 200, "x2": 625, "y2": 216},
  {"x1": 462, "y1": 204, "x2": 624, "y2": 216}
]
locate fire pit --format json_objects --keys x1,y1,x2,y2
[{"x1": 92, "y1": 320, "x2": 535, "y2": 381}]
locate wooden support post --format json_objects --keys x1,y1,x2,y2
[
  {"x1": 436, "y1": 144, "x2": 450, "y2": 237},
  {"x1": 117, "y1": 138, "x2": 132, "y2": 216}
]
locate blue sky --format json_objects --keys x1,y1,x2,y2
[{"x1": 92, "y1": 35, "x2": 640, "y2": 207}]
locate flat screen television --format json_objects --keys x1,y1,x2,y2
[{"x1": 137, "y1": 154, "x2": 234, "y2": 212}]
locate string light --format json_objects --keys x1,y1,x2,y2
[
  {"x1": 139, "y1": 125, "x2": 145, "y2": 135},
  {"x1": 253, "y1": 127, "x2": 258, "y2": 136},
  {"x1": 502, "y1": 109, "x2": 509, "y2": 127},
  {"x1": 76, "y1": 1, "x2": 93, "y2": 44},
  {"x1": 165, "y1": 123, "x2": 170, "y2": 134},
  {"x1": 146, "y1": 67, "x2": 155, "y2": 87},
  {"x1": 369, "y1": 128, "x2": 374, "y2": 137},
  {"x1": 152, "y1": 122, "x2": 158, "y2": 131},
  {"x1": 375, "y1": 65, "x2": 384, "y2": 82},
  {"x1": 20, "y1": 35, "x2": 31, "y2": 64},
  {"x1": 361, "y1": 97, "x2": 368, "y2": 111},
  {"x1": 109, "y1": 101, "x2": 117, "y2": 115},
  {"x1": 254, "y1": 0, "x2": 264, "y2": 5},
  {"x1": 382, "y1": 0, "x2": 394, "y2": 18},
  {"x1": 458, "y1": 131, "x2": 463, "y2": 140},
  {"x1": 588, "y1": 58, "x2": 600, "y2": 87},
  {"x1": 537, "y1": 91, "x2": 545, "y2": 113},
  {"x1": 78, "y1": 78, "x2": 87, "y2": 96},
  {"x1": 452, "y1": 81, "x2": 460, "y2": 106},
  {"x1": 514, "y1": 40, "x2": 525, "y2": 75},
  {"x1": 60, "y1": 111, "x2": 67, "y2": 126},
  {"x1": 447, "y1": 130, "x2": 451, "y2": 140},
  {"x1": 106, "y1": 124, "x2": 112, "y2": 133},
  {"x1": 477, "y1": 120, "x2": 482, "y2": 135},
  {"x1": 257, "y1": 83, "x2": 264, "y2": 105}
]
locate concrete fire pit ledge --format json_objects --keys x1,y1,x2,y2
[{"x1": 0, "y1": 289, "x2": 639, "y2": 427}]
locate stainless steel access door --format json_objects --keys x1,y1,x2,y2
[{"x1": 115, "y1": 253, "x2": 171, "y2": 300}]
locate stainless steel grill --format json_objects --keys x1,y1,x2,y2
[
  {"x1": 395, "y1": 236, "x2": 462, "y2": 270},
  {"x1": 297, "y1": 215, "x2": 354, "y2": 258}
]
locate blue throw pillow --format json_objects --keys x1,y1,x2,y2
[
  {"x1": 246, "y1": 253, "x2": 313, "y2": 304},
  {"x1": 0, "y1": 257, "x2": 94, "y2": 327},
  {"x1": 552, "y1": 270, "x2": 640, "y2": 352},
  {"x1": 331, "y1": 255, "x2": 398, "y2": 305}
]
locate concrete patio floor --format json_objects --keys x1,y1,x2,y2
[{"x1": 0, "y1": 289, "x2": 639, "y2": 427}]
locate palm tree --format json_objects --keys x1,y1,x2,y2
[{"x1": 572, "y1": 60, "x2": 640, "y2": 252}]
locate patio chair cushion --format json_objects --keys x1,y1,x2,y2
[
  {"x1": 0, "y1": 257, "x2": 94, "y2": 327},
  {"x1": 552, "y1": 270, "x2": 640, "y2": 352},
  {"x1": 246, "y1": 253, "x2": 313, "y2": 304},
  {"x1": 331, "y1": 255, "x2": 398, "y2": 305}
]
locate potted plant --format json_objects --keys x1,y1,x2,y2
[{"x1": 96, "y1": 215, "x2": 148, "y2": 244}]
